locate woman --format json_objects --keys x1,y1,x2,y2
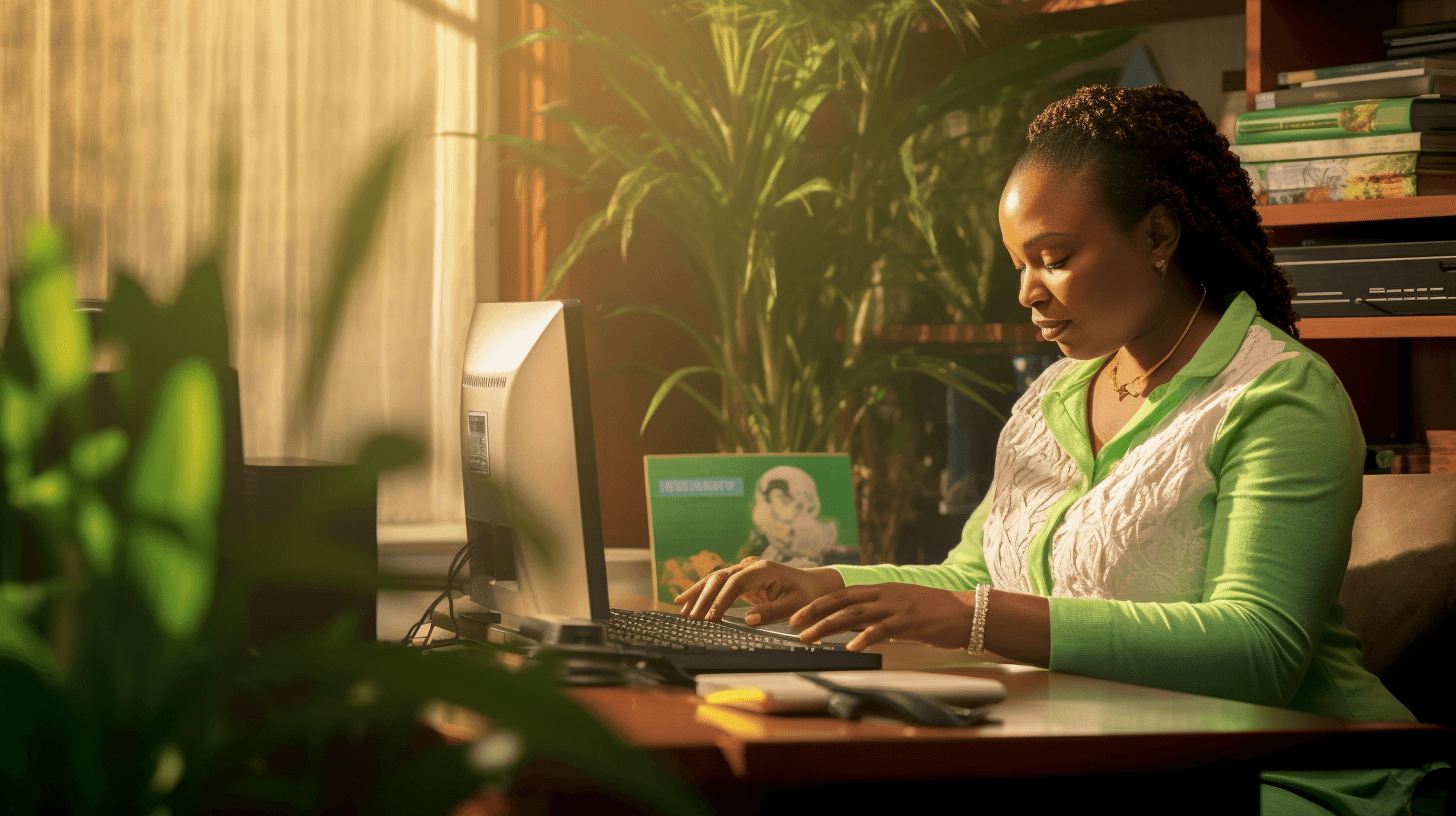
[{"x1": 675, "y1": 85, "x2": 1446, "y2": 815}]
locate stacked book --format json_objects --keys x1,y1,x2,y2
[
  {"x1": 1234, "y1": 58, "x2": 1456, "y2": 204},
  {"x1": 1384, "y1": 19, "x2": 1456, "y2": 60}
]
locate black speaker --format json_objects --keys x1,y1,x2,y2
[{"x1": 242, "y1": 457, "x2": 378, "y2": 643}]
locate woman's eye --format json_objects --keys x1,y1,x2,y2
[{"x1": 1044, "y1": 256, "x2": 1069, "y2": 270}]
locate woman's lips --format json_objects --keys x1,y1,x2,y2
[{"x1": 1034, "y1": 319, "x2": 1069, "y2": 340}]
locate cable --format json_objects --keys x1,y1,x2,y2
[
  {"x1": 411, "y1": 543, "x2": 470, "y2": 645},
  {"x1": 426, "y1": 547, "x2": 473, "y2": 645},
  {"x1": 407, "y1": 550, "x2": 468, "y2": 646},
  {"x1": 402, "y1": 541, "x2": 471, "y2": 646}
]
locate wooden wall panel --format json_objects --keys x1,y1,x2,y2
[{"x1": 497, "y1": 3, "x2": 719, "y2": 550}]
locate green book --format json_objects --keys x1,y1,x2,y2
[{"x1": 1234, "y1": 97, "x2": 1456, "y2": 145}]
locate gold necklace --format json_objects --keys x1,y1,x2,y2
[{"x1": 1109, "y1": 288, "x2": 1207, "y2": 401}]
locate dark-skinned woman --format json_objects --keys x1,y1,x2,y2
[{"x1": 675, "y1": 85, "x2": 1447, "y2": 816}]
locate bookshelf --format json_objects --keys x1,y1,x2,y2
[
  {"x1": 1257, "y1": 196, "x2": 1456, "y2": 226},
  {"x1": 1299, "y1": 315, "x2": 1456, "y2": 340},
  {"x1": 1238, "y1": 0, "x2": 1456, "y2": 447}
]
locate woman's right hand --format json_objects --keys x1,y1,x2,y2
[{"x1": 674, "y1": 556, "x2": 845, "y2": 625}]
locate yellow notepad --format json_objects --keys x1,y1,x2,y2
[{"x1": 696, "y1": 671, "x2": 1007, "y2": 714}]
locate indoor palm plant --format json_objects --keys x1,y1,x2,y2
[
  {"x1": 0, "y1": 144, "x2": 708, "y2": 816},
  {"x1": 493, "y1": 0, "x2": 1132, "y2": 560}
]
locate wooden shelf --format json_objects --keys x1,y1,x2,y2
[
  {"x1": 1297, "y1": 315, "x2": 1456, "y2": 340},
  {"x1": 856, "y1": 317, "x2": 1456, "y2": 343},
  {"x1": 861, "y1": 323, "x2": 1046, "y2": 343},
  {"x1": 985, "y1": 0, "x2": 1242, "y2": 32},
  {"x1": 1258, "y1": 196, "x2": 1456, "y2": 227}
]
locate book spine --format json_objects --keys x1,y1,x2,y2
[
  {"x1": 1255, "y1": 75, "x2": 1441, "y2": 110},
  {"x1": 1229, "y1": 132, "x2": 1426, "y2": 163},
  {"x1": 1235, "y1": 98, "x2": 1416, "y2": 145},
  {"x1": 1276, "y1": 58, "x2": 1443, "y2": 86},
  {"x1": 1261, "y1": 178, "x2": 1416, "y2": 205},
  {"x1": 1387, "y1": 41, "x2": 1456, "y2": 59},
  {"x1": 1299, "y1": 67, "x2": 1450, "y2": 88},
  {"x1": 1384, "y1": 19, "x2": 1456, "y2": 41},
  {"x1": 1244, "y1": 153, "x2": 1419, "y2": 204}
]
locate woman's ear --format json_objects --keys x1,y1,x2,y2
[{"x1": 1146, "y1": 204, "x2": 1180, "y2": 260}]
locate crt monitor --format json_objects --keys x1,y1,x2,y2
[{"x1": 459, "y1": 299, "x2": 610, "y2": 626}]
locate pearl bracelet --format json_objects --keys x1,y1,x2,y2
[{"x1": 966, "y1": 584, "x2": 991, "y2": 654}]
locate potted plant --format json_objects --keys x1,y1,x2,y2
[{"x1": 491, "y1": 0, "x2": 1132, "y2": 561}]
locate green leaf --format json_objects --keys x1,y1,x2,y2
[
  {"x1": 899, "y1": 136, "x2": 936, "y2": 253},
  {"x1": 70, "y1": 427, "x2": 128, "y2": 481},
  {"x1": 243, "y1": 526, "x2": 383, "y2": 592},
  {"x1": 773, "y1": 177, "x2": 833, "y2": 215},
  {"x1": 96, "y1": 272, "x2": 166, "y2": 423},
  {"x1": 603, "y1": 305, "x2": 722, "y2": 366},
  {"x1": 12, "y1": 466, "x2": 69, "y2": 513},
  {"x1": 75, "y1": 492, "x2": 118, "y2": 575},
  {"x1": 128, "y1": 357, "x2": 222, "y2": 539},
  {"x1": 353, "y1": 432, "x2": 424, "y2": 475},
  {"x1": 496, "y1": 26, "x2": 571, "y2": 56},
  {"x1": 539, "y1": 209, "x2": 614, "y2": 298},
  {"x1": 171, "y1": 260, "x2": 232, "y2": 370},
  {"x1": 127, "y1": 522, "x2": 213, "y2": 640},
  {"x1": 640, "y1": 365, "x2": 720, "y2": 436},
  {"x1": 487, "y1": 133, "x2": 595, "y2": 179},
  {"x1": 21, "y1": 222, "x2": 65, "y2": 271},
  {"x1": 0, "y1": 582, "x2": 55, "y2": 673},
  {"x1": 0, "y1": 376, "x2": 37, "y2": 459},
  {"x1": 14, "y1": 252, "x2": 90, "y2": 401},
  {"x1": 0, "y1": 581, "x2": 47, "y2": 615}
]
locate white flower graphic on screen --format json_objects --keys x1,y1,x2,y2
[{"x1": 749, "y1": 466, "x2": 844, "y2": 568}]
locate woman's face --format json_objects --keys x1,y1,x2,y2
[{"x1": 998, "y1": 164, "x2": 1167, "y2": 360}]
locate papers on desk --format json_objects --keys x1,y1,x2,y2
[{"x1": 696, "y1": 670, "x2": 1007, "y2": 714}]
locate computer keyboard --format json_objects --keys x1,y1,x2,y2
[{"x1": 606, "y1": 609, "x2": 881, "y2": 674}]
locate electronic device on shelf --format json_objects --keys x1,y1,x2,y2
[
  {"x1": 459, "y1": 300, "x2": 880, "y2": 674},
  {"x1": 1275, "y1": 240, "x2": 1456, "y2": 318}
]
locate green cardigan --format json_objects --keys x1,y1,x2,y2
[{"x1": 835, "y1": 292, "x2": 1410, "y2": 721}]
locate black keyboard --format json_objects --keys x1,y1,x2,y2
[{"x1": 605, "y1": 609, "x2": 881, "y2": 674}]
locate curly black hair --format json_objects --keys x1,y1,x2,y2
[{"x1": 1013, "y1": 85, "x2": 1298, "y2": 338}]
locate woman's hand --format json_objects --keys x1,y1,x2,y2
[
  {"x1": 791, "y1": 583, "x2": 976, "y2": 652},
  {"x1": 675, "y1": 556, "x2": 845, "y2": 624}
]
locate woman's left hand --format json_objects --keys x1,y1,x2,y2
[{"x1": 789, "y1": 583, "x2": 976, "y2": 652}]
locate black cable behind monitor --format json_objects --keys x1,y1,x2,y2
[{"x1": 402, "y1": 541, "x2": 471, "y2": 647}]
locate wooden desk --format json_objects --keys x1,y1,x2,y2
[
  {"x1": 554, "y1": 650, "x2": 1445, "y2": 814},
  {"x1": 436, "y1": 600, "x2": 1447, "y2": 814}
]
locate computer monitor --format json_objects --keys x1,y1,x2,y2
[{"x1": 459, "y1": 299, "x2": 610, "y2": 627}]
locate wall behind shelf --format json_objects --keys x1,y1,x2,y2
[
  {"x1": 1041, "y1": 13, "x2": 1245, "y2": 121},
  {"x1": 1399, "y1": 0, "x2": 1456, "y2": 26}
]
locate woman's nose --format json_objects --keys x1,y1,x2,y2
[{"x1": 1018, "y1": 268, "x2": 1047, "y2": 310}]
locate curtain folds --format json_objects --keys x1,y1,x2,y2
[{"x1": 1, "y1": 0, "x2": 491, "y2": 525}]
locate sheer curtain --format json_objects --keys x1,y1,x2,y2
[{"x1": 0, "y1": 0, "x2": 493, "y2": 527}]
